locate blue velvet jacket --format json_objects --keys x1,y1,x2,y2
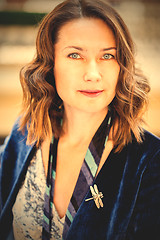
[{"x1": 0, "y1": 119, "x2": 160, "y2": 240}]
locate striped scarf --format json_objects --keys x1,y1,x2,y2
[{"x1": 42, "y1": 110, "x2": 112, "y2": 239}]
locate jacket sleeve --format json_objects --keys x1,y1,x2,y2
[
  {"x1": 126, "y1": 149, "x2": 160, "y2": 239},
  {"x1": 0, "y1": 134, "x2": 14, "y2": 214},
  {"x1": 0, "y1": 118, "x2": 21, "y2": 212},
  {"x1": 0, "y1": 118, "x2": 35, "y2": 239}
]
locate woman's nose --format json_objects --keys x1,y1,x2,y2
[{"x1": 83, "y1": 61, "x2": 102, "y2": 82}]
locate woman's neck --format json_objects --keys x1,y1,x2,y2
[{"x1": 61, "y1": 107, "x2": 108, "y2": 146}]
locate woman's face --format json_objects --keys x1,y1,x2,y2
[{"x1": 54, "y1": 18, "x2": 120, "y2": 115}]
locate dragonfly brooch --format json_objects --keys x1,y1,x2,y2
[{"x1": 85, "y1": 184, "x2": 104, "y2": 209}]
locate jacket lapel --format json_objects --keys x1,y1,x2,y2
[{"x1": 65, "y1": 142, "x2": 149, "y2": 240}]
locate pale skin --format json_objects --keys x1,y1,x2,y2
[{"x1": 41, "y1": 18, "x2": 120, "y2": 219}]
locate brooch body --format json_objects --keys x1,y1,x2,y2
[{"x1": 85, "y1": 184, "x2": 104, "y2": 208}]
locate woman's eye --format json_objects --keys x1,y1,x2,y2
[
  {"x1": 102, "y1": 54, "x2": 114, "y2": 60},
  {"x1": 68, "y1": 53, "x2": 81, "y2": 59}
]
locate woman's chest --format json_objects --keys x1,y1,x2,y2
[{"x1": 12, "y1": 149, "x2": 65, "y2": 240}]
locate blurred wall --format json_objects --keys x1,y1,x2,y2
[{"x1": 0, "y1": 0, "x2": 160, "y2": 142}]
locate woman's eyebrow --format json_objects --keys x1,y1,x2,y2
[
  {"x1": 101, "y1": 47, "x2": 117, "y2": 51},
  {"x1": 63, "y1": 46, "x2": 84, "y2": 51}
]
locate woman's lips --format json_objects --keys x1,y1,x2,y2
[{"x1": 78, "y1": 90, "x2": 104, "y2": 98}]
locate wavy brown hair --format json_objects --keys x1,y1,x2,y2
[{"x1": 19, "y1": 0, "x2": 150, "y2": 151}]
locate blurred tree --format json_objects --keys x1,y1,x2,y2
[{"x1": 6, "y1": 0, "x2": 27, "y2": 2}]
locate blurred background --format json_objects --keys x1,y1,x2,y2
[{"x1": 0, "y1": 0, "x2": 160, "y2": 144}]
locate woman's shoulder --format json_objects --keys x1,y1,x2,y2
[
  {"x1": 142, "y1": 129, "x2": 160, "y2": 147},
  {"x1": 126, "y1": 129, "x2": 160, "y2": 171},
  {"x1": 130, "y1": 129, "x2": 160, "y2": 155},
  {"x1": 141, "y1": 130, "x2": 160, "y2": 168},
  {"x1": 1, "y1": 116, "x2": 32, "y2": 147},
  {"x1": 1, "y1": 117, "x2": 25, "y2": 147},
  {"x1": 141, "y1": 130, "x2": 160, "y2": 154},
  {"x1": 0, "y1": 117, "x2": 34, "y2": 167},
  {"x1": 117, "y1": 130, "x2": 160, "y2": 173}
]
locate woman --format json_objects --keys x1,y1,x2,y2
[{"x1": 0, "y1": 0, "x2": 160, "y2": 239}]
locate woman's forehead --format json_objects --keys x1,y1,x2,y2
[{"x1": 55, "y1": 17, "x2": 116, "y2": 49}]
